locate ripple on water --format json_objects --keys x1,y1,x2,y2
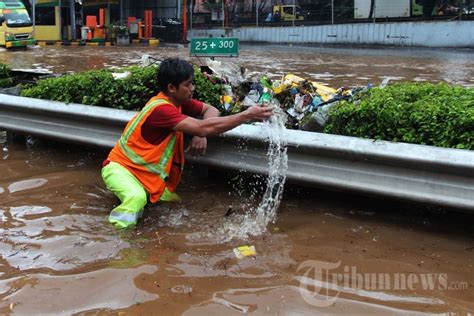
[{"x1": 0, "y1": 209, "x2": 127, "y2": 271}]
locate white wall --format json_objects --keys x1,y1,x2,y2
[{"x1": 188, "y1": 21, "x2": 474, "y2": 48}]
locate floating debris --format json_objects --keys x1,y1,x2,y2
[{"x1": 233, "y1": 245, "x2": 257, "y2": 258}]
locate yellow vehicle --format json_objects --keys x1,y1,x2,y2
[
  {"x1": 272, "y1": 5, "x2": 306, "y2": 21},
  {"x1": 0, "y1": 1, "x2": 35, "y2": 48}
]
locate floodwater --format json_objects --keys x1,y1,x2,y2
[
  {"x1": 0, "y1": 44, "x2": 473, "y2": 87},
  {"x1": 1, "y1": 136, "x2": 473, "y2": 314},
  {"x1": 0, "y1": 45, "x2": 474, "y2": 314}
]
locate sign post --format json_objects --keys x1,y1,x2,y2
[{"x1": 190, "y1": 37, "x2": 239, "y2": 57}]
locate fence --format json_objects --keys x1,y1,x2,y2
[{"x1": 188, "y1": 0, "x2": 473, "y2": 28}]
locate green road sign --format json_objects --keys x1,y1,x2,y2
[{"x1": 190, "y1": 38, "x2": 239, "y2": 57}]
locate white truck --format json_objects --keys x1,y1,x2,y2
[{"x1": 354, "y1": 0, "x2": 422, "y2": 19}]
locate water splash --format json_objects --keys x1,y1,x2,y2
[
  {"x1": 179, "y1": 106, "x2": 289, "y2": 245},
  {"x1": 252, "y1": 106, "x2": 288, "y2": 230},
  {"x1": 220, "y1": 106, "x2": 288, "y2": 241}
]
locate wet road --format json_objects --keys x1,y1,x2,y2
[
  {"x1": 0, "y1": 44, "x2": 473, "y2": 87},
  {"x1": 0, "y1": 45, "x2": 473, "y2": 314}
]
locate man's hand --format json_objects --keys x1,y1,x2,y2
[
  {"x1": 243, "y1": 105, "x2": 273, "y2": 121},
  {"x1": 186, "y1": 136, "x2": 207, "y2": 156}
]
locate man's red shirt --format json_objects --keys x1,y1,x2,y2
[{"x1": 141, "y1": 97, "x2": 204, "y2": 145}]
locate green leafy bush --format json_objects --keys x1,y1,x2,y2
[
  {"x1": 0, "y1": 63, "x2": 14, "y2": 88},
  {"x1": 324, "y1": 83, "x2": 474, "y2": 150},
  {"x1": 21, "y1": 66, "x2": 158, "y2": 110},
  {"x1": 192, "y1": 66, "x2": 224, "y2": 110},
  {"x1": 21, "y1": 65, "x2": 223, "y2": 110}
]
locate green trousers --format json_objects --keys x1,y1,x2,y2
[{"x1": 101, "y1": 161, "x2": 181, "y2": 229}]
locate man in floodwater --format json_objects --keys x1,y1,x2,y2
[{"x1": 101, "y1": 58, "x2": 273, "y2": 228}]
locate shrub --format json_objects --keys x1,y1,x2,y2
[
  {"x1": 20, "y1": 65, "x2": 223, "y2": 111},
  {"x1": 192, "y1": 66, "x2": 224, "y2": 110},
  {"x1": 324, "y1": 83, "x2": 474, "y2": 150},
  {"x1": 21, "y1": 66, "x2": 158, "y2": 110},
  {"x1": 0, "y1": 63, "x2": 14, "y2": 88}
]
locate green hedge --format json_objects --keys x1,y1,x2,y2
[
  {"x1": 324, "y1": 83, "x2": 474, "y2": 150},
  {"x1": 20, "y1": 65, "x2": 222, "y2": 111},
  {"x1": 0, "y1": 63, "x2": 14, "y2": 88},
  {"x1": 21, "y1": 66, "x2": 158, "y2": 110},
  {"x1": 192, "y1": 65, "x2": 223, "y2": 111},
  {"x1": 18, "y1": 66, "x2": 474, "y2": 150}
]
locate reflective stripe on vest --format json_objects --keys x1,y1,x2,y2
[{"x1": 118, "y1": 99, "x2": 177, "y2": 181}]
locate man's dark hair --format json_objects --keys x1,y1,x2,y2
[{"x1": 157, "y1": 58, "x2": 194, "y2": 92}]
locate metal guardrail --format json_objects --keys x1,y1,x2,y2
[
  {"x1": 1, "y1": 94, "x2": 473, "y2": 211},
  {"x1": 0, "y1": 94, "x2": 132, "y2": 148}
]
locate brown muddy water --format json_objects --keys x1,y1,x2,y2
[
  {"x1": 0, "y1": 45, "x2": 474, "y2": 314},
  {"x1": 1, "y1": 135, "x2": 473, "y2": 315},
  {"x1": 0, "y1": 44, "x2": 473, "y2": 87}
]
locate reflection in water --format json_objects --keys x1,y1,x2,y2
[
  {"x1": 7, "y1": 178, "x2": 48, "y2": 193},
  {"x1": 1, "y1": 266, "x2": 158, "y2": 314},
  {"x1": 9, "y1": 205, "x2": 52, "y2": 218}
]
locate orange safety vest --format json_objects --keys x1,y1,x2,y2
[{"x1": 108, "y1": 94, "x2": 185, "y2": 203}]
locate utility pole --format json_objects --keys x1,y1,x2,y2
[
  {"x1": 331, "y1": 0, "x2": 334, "y2": 24},
  {"x1": 182, "y1": 0, "x2": 187, "y2": 42},
  {"x1": 59, "y1": 0, "x2": 62, "y2": 40},
  {"x1": 256, "y1": 0, "x2": 259, "y2": 27},
  {"x1": 292, "y1": 0, "x2": 295, "y2": 27},
  {"x1": 69, "y1": 0, "x2": 76, "y2": 40},
  {"x1": 120, "y1": 0, "x2": 123, "y2": 26},
  {"x1": 177, "y1": 0, "x2": 180, "y2": 20},
  {"x1": 373, "y1": 1, "x2": 376, "y2": 24},
  {"x1": 32, "y1": 0, "x2": 35, "y2": 38}
]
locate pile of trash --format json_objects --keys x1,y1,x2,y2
[{"x1": 200, "y1": 59, "x2": 373, "y2": 131}]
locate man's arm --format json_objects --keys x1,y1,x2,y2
[
  {"x1": 201, "y1": 103, "x2": 220, "y2": 119},
  {"x1": 174, "y1": 105, "x2": 273, "y2": 138},
  {"x1": 186, "y1": 103, "x2": 220, "y2": 156}
]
